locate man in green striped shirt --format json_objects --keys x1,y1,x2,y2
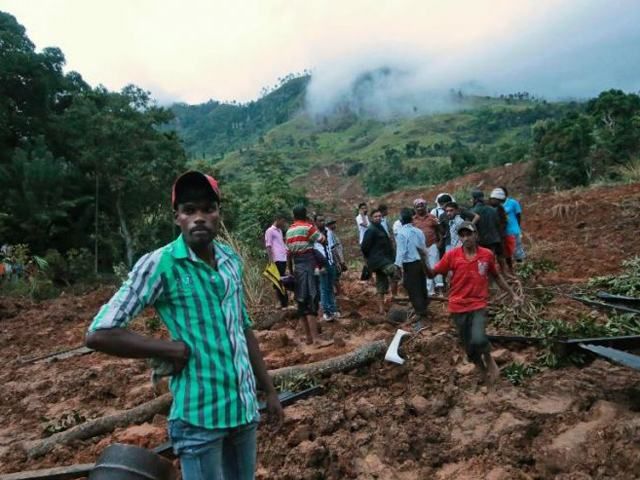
[{"x1": 86, "y1": 171, "x2": 283, "y2": 480}]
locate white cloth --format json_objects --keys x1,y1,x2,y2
[
  {"x1": 392, "y1": 219, "x2": 402, "y2": 238},
  {"x1": 430, "y1": 207, "x2": 445, "y2": 220},
  {"x1": 426, "y1": 243, "x2": 444, "y2": 294},
  {"x1": 355, "y1": 214, "x2": 369, "y2": 245},
  {"x1": 314, "y1": 229, "x2": 336, "y2": 265}
]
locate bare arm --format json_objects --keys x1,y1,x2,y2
[
  {"x1": 493, "y1": 272, "x2": 520, "y2": 301},
  {"x1": 245, "y1": 329, "x2": 283, "y2": 425},
  {"x1": 86, "y1": 329, "x2": 189, "y2": 371}
]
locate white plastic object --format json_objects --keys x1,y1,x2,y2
[{"x1": 384, "y1": 329, "x2": 411, "y2": 365}]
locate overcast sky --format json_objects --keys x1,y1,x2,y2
[{"x1": 1, "y1": 0, "x2": 639, "y2": 105}]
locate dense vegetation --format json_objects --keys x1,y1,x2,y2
[
  {"x1": 0, "y1": 12, "x2": 186, "y2": 274},
  {"x1": 169, "y1": 74, "x2": 309, "y2": 158},
  {"x1": 531, "y1": 89, "x2": 640, "y2": 188}
]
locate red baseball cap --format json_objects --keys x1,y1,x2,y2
[{"x1": 171, "y1": 171, "x2": 220, "y2": 209}]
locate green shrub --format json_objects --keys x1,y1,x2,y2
[
  {"x1": 65, "y1": 248, "x2": 94, "y2": 282},
  {"x1": 43, "y1": 249, "x2": 69, "y2": 285}
]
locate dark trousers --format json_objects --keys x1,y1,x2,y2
[
  {"x1": 452, "y1": 309, "x2": 490, "y2": 366},
  {"x1": 402, "y1": 260, "x2": 429, "y2": 318},
  {"x1": 274, "y1": 261, "x2": 288, "y2": 308}
]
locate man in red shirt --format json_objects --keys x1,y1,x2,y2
[{"x1": 427, "y1": 221, "x2": 522, "y2": 384}]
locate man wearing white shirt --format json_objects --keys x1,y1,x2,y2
[{"x1": 355, "y1": 202, "x2": 369, "y2": 245}]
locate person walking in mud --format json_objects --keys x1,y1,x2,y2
[
  {"x1": 426, "y1": 221, "x2": 522, "y2": 384},
  {"x1": 394, "y1": 207, "x2": 429, "y2": 331},
  {"x1": 285, "y1": 205, "x2": 332, "y2": 347},
  {"x1": 265, "y1": 212, "x2": 289, "y2": 309},
  {"x1": 470, "y1": 190, "x2": 503, "y2": 257},
  {"x1": 86, "y1": 171, "x2": 283, "y2": 480},
  {"x1": 361, "y1": 208, "x2": 398, "y2": 316}
]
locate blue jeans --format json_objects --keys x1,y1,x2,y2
[
  {"x1": 319, "y1": 263, "x2": 338, "y2": 315},
  {"x1": 168, "y1": 420, "x2": 258, "y2": 480}
]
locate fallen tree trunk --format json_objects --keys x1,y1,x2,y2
[
  {"x1": 24, "y1": 340, "x2": 387, "y2": 459},
  {"x1": 269, "y1": 339, "x2": 387, "y2": 381},
  {"x1": 25, "y1": 395, "x2": 172, "y2": 459}
]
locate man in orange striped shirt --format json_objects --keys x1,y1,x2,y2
[{"x1": 285, "y1": 205, "x2": 330, "y2": 346}]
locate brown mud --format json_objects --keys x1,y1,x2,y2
[{"x1": 1, "y1": 164, "x2": 640, "y2": 478}]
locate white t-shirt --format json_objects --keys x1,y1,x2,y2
[
  {"x1": 355, "y1": 214, "x2": 369, "y2": 244},
  {"x1": 430, "y1": 206, "x2": 445, "y2": 220},
  {"x1": 392, "y1": 219, "x2": 402, "y2": 238}
]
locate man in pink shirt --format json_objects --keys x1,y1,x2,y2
[{"x1": 265, "y1": 213, "x2": 289, "y2": 309}]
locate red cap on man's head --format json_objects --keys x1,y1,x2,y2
[{"x1": 171, "y1": 171, "x2": 220, "y2": 209}]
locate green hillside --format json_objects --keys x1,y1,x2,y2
[
  {"x1": 169, "y1": 74, "x2": 309, "y2": 158},
  {"x1": 213, "y1": 96, "x2": 579, "y2": 195}
]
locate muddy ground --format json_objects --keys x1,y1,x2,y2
[{"x1": 1, "y1": 165, "x2": 640, "y2": 478}]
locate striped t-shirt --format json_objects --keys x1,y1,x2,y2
[
  {"x1": 88, "y1": 235, "x2": 258, "y2": 430},
  {"x1": 285, "y1": 220, "x2": 321, "y2": 254}
]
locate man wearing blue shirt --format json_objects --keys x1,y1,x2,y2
[
  {"x1": 394, "y1": 208, "x2": 429, "y2": 330},
  {"x1": 499, "y1": 186, "x2": 525, "y2": 264}
]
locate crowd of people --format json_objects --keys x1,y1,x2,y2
[{"x1": 264, "y1": 186, "x2": 526, "y2": 380}]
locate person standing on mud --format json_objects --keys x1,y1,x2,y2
[
  {"x1": 394, "y1": 208, "x2": 429, "y2": 331},
  {"x1": 355, "y1": 202, "x2": 369, "y2": 245},
  {"x1": 86, "y1": 171, "x2": 283, "y2": 480},
  {"x1": 426, "y1": 221, "x2": 522, "y2": 384},
  {"x1": 412, "y1": 198, "x2": 442, "y2": 296},
  {"x1": 488, "y1": 188, "x2": 515, "y2": 278},
  {"x1": 361, "y1": 208, "x2": 398, "y2": 315},
  {"x1": 379, "y1": 204, "x2": 391, "y2": 236},
  {"x1": 470, "y1": 190, "x2": 503, "y2": 257},
  {"x1": 313, "y1": 213, "x2": 340, "y2": 321},
  {"x1": 499, "y1": 185, "x2": 526, "y2": 263},
  {"x1": 326, "y1": 218, "x2": 347, "y2": 296},
  {"x1": 443, "y1": 201, "x2": 480, "y2": 252},
  {"x1": 265, "y1": 212, "x2": 289, "y2": 309},
  {"x1": 379, "y1": 203, "x2": 399, "y2": 300},
  {"x1": 285, "y1": 205, "x2": 332, "y2": 346}
]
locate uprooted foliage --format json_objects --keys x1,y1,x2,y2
[
  {"x1": 491, "y1": 256, "x2": 640, "y2": 384},
  {"x1": 588, "y1": 256, "x2": 640, "y2": 297}
]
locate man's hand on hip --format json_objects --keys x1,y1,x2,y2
[{"x1": 165, "y1": 340, "x2": 191, "y2": 374}]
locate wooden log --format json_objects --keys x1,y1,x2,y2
[
  {"x1": 0, "y1": 463, "x2": 93, "y2": 480},
  {"x1": 24, "y1": 340, "x2": 387, "y2": 459},
  {"x1": 24, "y1": 395, "x2": 172, "y2": 459},
  {"x1": 269, "y1": 339, "x2": 387, "y2": 381}
]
